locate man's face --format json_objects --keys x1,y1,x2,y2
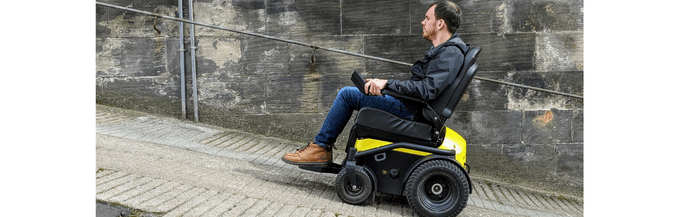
[{"x1": 421, "y1": 5, "x2": 439, "y2": 41}]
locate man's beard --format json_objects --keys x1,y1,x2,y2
[{"x1": 423, "y1": 28, "x2": 434, "y2": 41}]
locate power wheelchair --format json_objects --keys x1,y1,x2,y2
[{"x1": 298, "y1": 45, "x2": 481, "y2": 217}]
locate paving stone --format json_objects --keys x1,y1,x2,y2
[
  {"x1": 138, "y1": 184, "x2": 193, "y2": 211},
  {"x1": 306, "y1": 209, "x2": 324, "y2": 217},
  {"x1": 96, "y1": 171, "x2": 129, "y2": 186},
  {"x1": 258, "y1": 202, "x2": 285, "y2": 217},
  {"x1": 155, "y1": 187, "x2": 207, "y2": 212},
  {"x1": 275, "y1": 204, "x2": 299, "y2": 217},
  {"x1": 506, "y1": 188, "x2": 532, "y2": 210},
  {"x1": 291, "y1": 207, "x2": 312, "y2": 217},
  {"x1": 320, "y1": 211, "x2": 338, "y2": 217},
  {"x1": 222, "y1": 197, "x2": 258, "y2": 216},
  {"x1": 182, "y1": 191, "x2": 232, "y2": 217},
  {"x1": 102, "y1": 176, "x2": 155, "y2": 202},
  {"x1": 526, "y1": 192, "x2": 553, "y2": 213},
  {"x1": 163, "y1": 189, "x2": 220, "y2": 217},
  {"x1": 97, "y1": 174, "x2": 140, "y2": 195},
  {"x1": 240, "y1": 199, "x2": 272, "y2": 216},
  {"x1": 96, "y1": 169, "x2": 115, "y2": 178},
  {"x1": 124, "y1": 181, "x2": 182, "y2": 207},
  {"x1": 201, "y1": 194, "x2": 246, "y2": 216}
]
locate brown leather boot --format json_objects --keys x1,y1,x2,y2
[{"x1": 282, "y1": 143, "x2": 332, "y2": 166}]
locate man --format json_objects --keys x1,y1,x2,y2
[{"x1": 282, "y1": 0, "x2": 466, "y2": 165}]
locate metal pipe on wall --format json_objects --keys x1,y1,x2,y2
[
  {"x1": 188, "y1": 0, "x2": 199, "y2": 122},
  {"x1": 178, "y1": 0, "x2": 187, "y2": 119}
]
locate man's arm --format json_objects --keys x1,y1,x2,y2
[{"x1": 384, "y1": 48, "x2": 463, "y2": 101}]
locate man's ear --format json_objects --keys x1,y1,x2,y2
[{"x1": 436, "y1": 19, "x2": 445, "y2": 30}]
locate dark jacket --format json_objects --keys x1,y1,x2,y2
[{"x1": 385, "y1": 33, "x2": 466, "y2": 101}]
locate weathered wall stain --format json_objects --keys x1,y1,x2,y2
[
  {"x1": 302, "y1": 62, "x2": 322, "y2": 113},
  {"x1": 535, "y1": 110, "x2": 553, "y2": 126},
  {"x1": 96, "y1": 0, "x2": 584, "y2": 196}
]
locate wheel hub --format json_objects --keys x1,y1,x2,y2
[
  {"x1": 424, "y1": 176, "x2": 453, "y2": 202},
  {"x1": 345, "y1": 180, "x2": 363, "y2": 195},
  {"x1": 431, "y1": 183, "x2": 444, "y2": 195}
]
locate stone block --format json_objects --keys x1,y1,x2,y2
[
  {"x1": 410, "y1": 0, "x2": 507, "y2": 35},
  {"x1": 342, "y1": 0, "x2": 410, "y2": 35},
  {"x1": 461, "y1": 33, "x2": 536, "y2": 72},
  {"x1": 242, "y1": 36, "x2": 291, "y2": 76},
  {"x1": 96, "y1": 4, "x2": 112, "y2": 39},
  {"x1": 457, "y1": 71, "x2": 510, "y2": 111},
  {"x1": 363, "y1": 35, "x2": 431, "y2": 80},
  {"x1": 556, "y1": 143, "x2": 583, "y2": 188},
  {"x1": 193, "y1": 36, "x2": 243, "y2": 71},
  {"x1": 193, "y1": 0, "x2": 266, "y2": 37},
  {"x1": 408, "y1": 0, "x2": 433, "y2": 35},
  {"x1": 470, "y1": 110, "x2": 522, "y2": 144},
  {"x1": 97, "y1": 0, "x2": 181, "y2": 38},
  {"x1": 96, "y1": 77, "x2": 183, "y2": 119},
  {"x1": 467, "y1": 142, "x2": 580, "y2": 196},
  {"x1": 288, "y1": 35, "x2": 366, "y2": 110},
  {"x1": 261, "y1": 74, "x2": 304, "y2": 113},
  {"x1": 501, "y1": 71, "x2": 583, "y2": 110},
  {"x1": 522, "y1": 109, "x2": 572, "y2": 144},
  {"x1": 572, "y1": 110, "x2": 583, "y2": 143},
  {"x1": 510, "y1": 0, "x2": 583, "y2": 32},
  {"x1": 197, "y1": 108, "x2": 324, "y2": 143},
  {"x1": 466, "y1": 143, "x2": 503, "y2": 174},
  {"x1": 504, "y1": 143, "x2": 557, "y2": 164},
  {"x1": 266, "y1": 0, "x2": 341, "y2": 36},
  {"x1": 96, "y1": 37, "x2": 170, "y2": 77},
  {"x1": 445, "y1": 111, "x2": 472, "y2": 140},
  {"x1": 501, "y1": 143, "x2": 558, "y2": 185},
  {"x1": 536, "y1": 32, "x2": 583, "y2": 71}
]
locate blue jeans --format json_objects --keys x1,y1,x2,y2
[{"x1": 314, "y1": 87, "x2": 414, "y2": 148}]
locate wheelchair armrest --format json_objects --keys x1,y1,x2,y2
[{"x1": 381, "y1": 89, "x2": 425, "y2": 103}]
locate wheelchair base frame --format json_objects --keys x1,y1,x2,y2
[{"x1": 297, "y1": 126, "x2": 471, "y2": 196}]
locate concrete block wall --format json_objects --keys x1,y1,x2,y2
[{"x1": 96, "y1": 0, "x2": 583, "y2": 196}]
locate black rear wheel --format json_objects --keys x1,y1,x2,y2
[
  {"x1": 405, "y1": 160, "x2": 469, "y2": 217},
  {"x1": 335, "y1": 166, "x2": 373, "y2": 205}
]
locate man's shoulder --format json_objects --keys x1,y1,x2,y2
[
  {"x1": 436, "y1": 42, "x2": 466, "y2": 60},
  {"x1": 445, "y1": 37, "x2": 466, "y2": 52}
]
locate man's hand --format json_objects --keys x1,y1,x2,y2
[{"x1": 364, "y1": 79, "x2": 388, "y2": 96}]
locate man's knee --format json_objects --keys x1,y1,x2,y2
[
  {"x1": 338, "y1": 86, "x2": 359, "y2": 95},
  {"x1": 337, "y1": 86, "x2": 361, "y2": 99},
  {"x1": 336, "y1": 86, "x2": 362, "y2": 106}
]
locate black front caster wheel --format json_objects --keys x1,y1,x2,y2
[
  {"x1": 405, "y1": 160, "x2": 469, "y2": 217},
  {"x1": 335, "y1": 166, "x2": 373, "y2": 205}
]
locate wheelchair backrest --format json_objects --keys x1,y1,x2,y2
[{"x1": 424, "y1": 46, "x2": 482, "y2": 126}]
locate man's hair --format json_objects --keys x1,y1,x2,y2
[{"x1": 429, "y1": 1, "x2": 462, "y2": 34}]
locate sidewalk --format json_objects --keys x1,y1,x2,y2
[{"x1": 95, "y1": 104, "x2": 583, "y2": 217}]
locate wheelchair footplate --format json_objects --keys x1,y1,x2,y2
[{"x1": 298, "y1": 162, "x2": 343, "y2": 174}]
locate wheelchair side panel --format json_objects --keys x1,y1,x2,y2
[
  {"x1": 441, "y1": 127, "x2": 467, "y2": 169},
  {"x1": 354, "y1": 127, "x2": 467, "y2": 169},
  {"x1": 358, "y1": 149, "x2": 422, "y2": 196}
]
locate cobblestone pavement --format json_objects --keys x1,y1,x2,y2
[{"x1": 96, "y1": 105, "x2": 583, "y2": 217}]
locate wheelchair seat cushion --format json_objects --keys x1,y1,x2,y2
[{"x1": 355, "y1": 107, "x2": 433, "y2": 141}]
